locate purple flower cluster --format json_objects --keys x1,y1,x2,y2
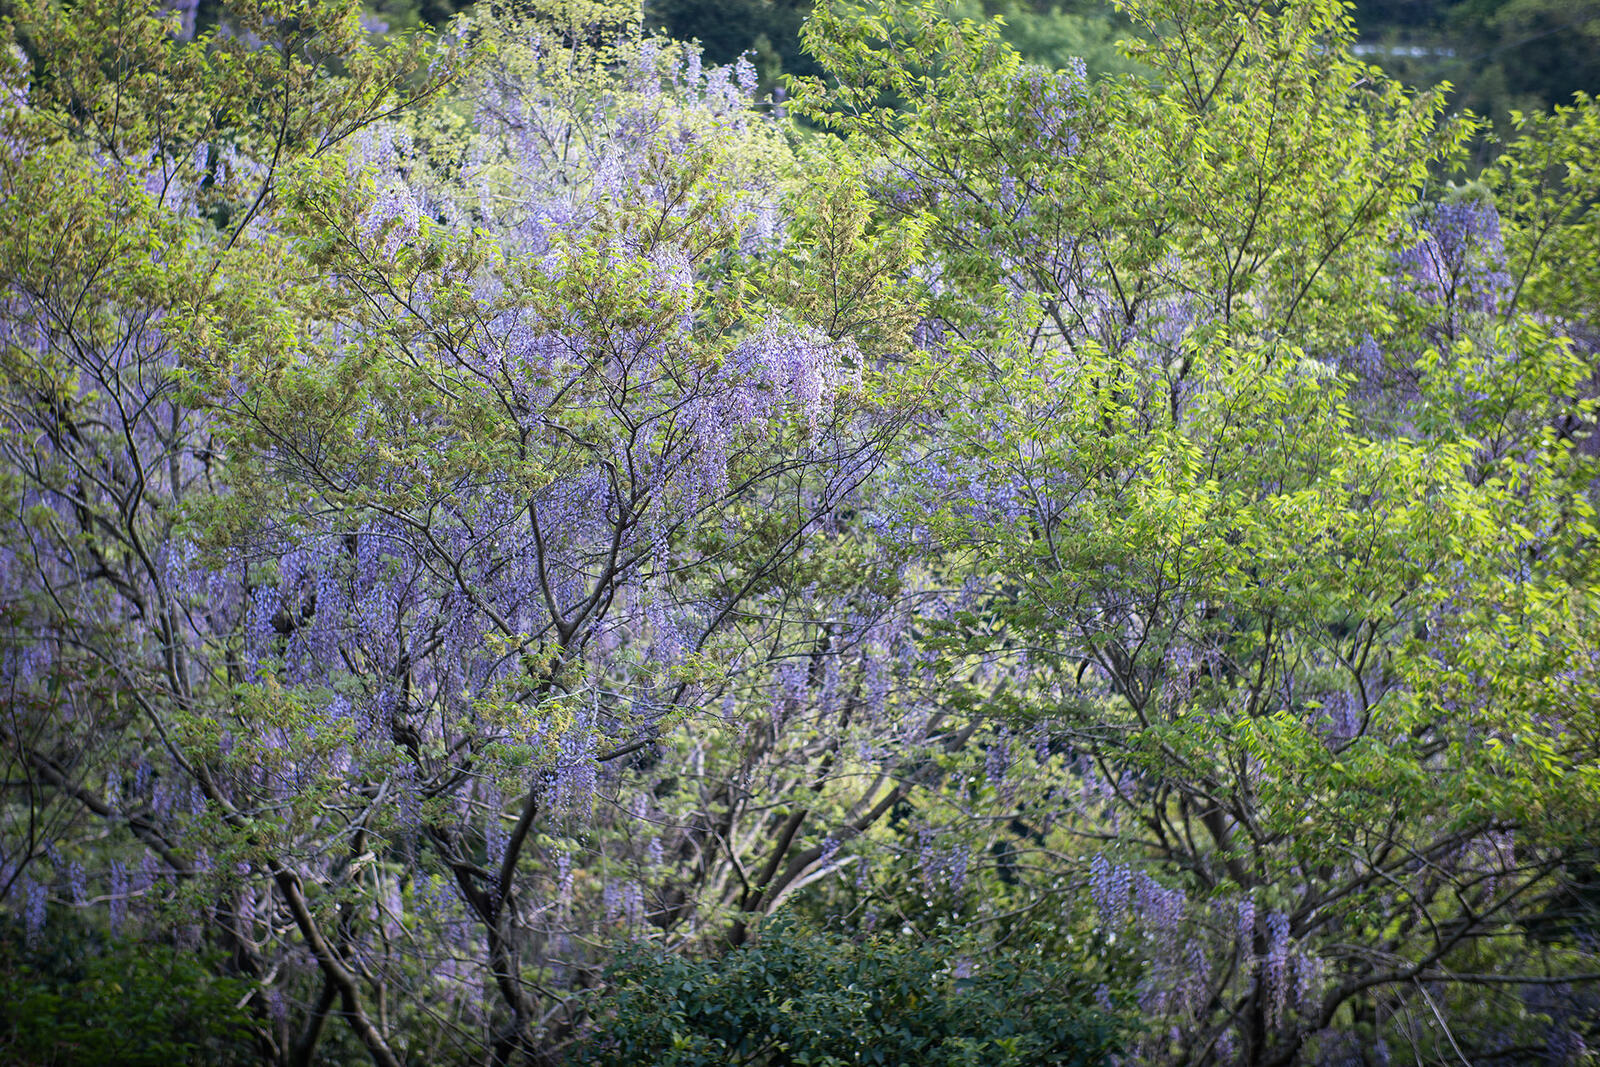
[
  {"x1": 468, "y1": 26, "x2": 773, "y2": 255},
  {"x1": 731, "y1": 317, "x2": 855, "y2": 434},
  {"x1": 24, "y1": 877, "x2": 45, "y2": 944},
  {"x1": 1183, "y1": 939, "x2": 1211, "y2": 1015},
  {"x1": 1235, "y1": 895, "x2": 1256, "y2": 961},
  {"x1": 108, "y1": 861, "x2": 128, "y2": 935},
  {"x1": 917, "y1": 826, "x2": 970, "y2": 895},
  {"x1": 985, "y1": 727, "x2": 1012, "y2": 791},
  {"x1": 1394, "y1": 199, "x2": 1511, "y2": 315},
  {"x1": 1293, "y1": 951, "x2": 1322, "y2": 1019},
  {"x1": 1133, "y1": 870, "x2": 1186, "y2": 933},
  {"x1": 1264, "y1": 910, "x2": 1291, "y2": 1026},
  {"x1": 602, "y1": 879, "x2": 645, "y2": 926},
  {"x1": 361, "y1": 182, "x2": 421, "y2": 259},
  {"x1": 1547, "y1": 1026, "x2": 1589, "y2": 1065},
  {"x1": 1089, "y1": 854, "x2": 1133, "y2": 932},
  {"x1": 550, "y1": 715, "x2": 598, "y2": 818},
  {"x1": 1014, "y1": 62, "x2": 1086, "y2": 156},
  {"x1": 1033, "y1": 722, "x2": 1052, "y2": 764},
  {"x1": 769, "y1": 657, "x2": 809, "y2": 728}
]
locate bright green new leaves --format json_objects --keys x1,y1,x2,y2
[
  {"x1": 1104, "y1": 0, "x2": 1459, "y2": 342},
  {"x1": 793, "y1": 0, "x2": 1461, "y2": 361},
  {"x1": 1486, "y1": 92, "x2": 1600, "y2": 326},
  {"x1": 795, "y1": 0, "x2": 1600, "y2": 1061},
  {"x1": 922, "y1": 325, "x2": 1600, "y2": 1059}
]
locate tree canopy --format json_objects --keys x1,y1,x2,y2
[{"x1": 0, "y1": 0, "x2": 1597, "y2": 1064}]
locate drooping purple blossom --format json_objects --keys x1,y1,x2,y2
[
  {"x1": 138, "y1": 853, "x2": 162, "y2": 895},
  {"x1": 917, "y1": 826, "x2": 970, "y2": 895},
  {"x1": 1014, "y1": 61, "x2": 1085, "y2": 156},
  {"x1": 1133, "y1": 870, "x2": 1185, "y2": 933},
  {"x1": 731, "y1": 317, "x2": 856, "y2": 433},
  {"x1": 1089, "y1": 854, "x2": 1132, "y2": 932},
  {"x1": 484, "y1": 805, "x2": 510, "y2": 873},
  {"x1": 733, "y1": 54, "x2": 758, "y2": 97},
  {"x1": 1033, "y1": 722, "x2": 1052, "y2": 764},
  {"x1": 1235, "y1": 895, "x2": 1256, "y2": 962},
  {"x1": 1136, "y1": 963, "x2": 1177, "y2": 1016},
  {"x1": 362, "y1": 182, "x2": 422, "y2": 259},
  {"x1": 985, "y1": 727, "x2": 1012, "y2": 791},
  {"x1": 23, "y1": 877, "x2": 45, "y2": 944},
  {"x1": 1394, "y1": 199, "x2": 1511, "y2": 315},
  {"x1": 246, "y1": 583, "x2": 279, "y2": 680},
  {"x1": 1547, "y1": 1026, "x2": 1589, "y2": 1065},
  {"x1": 550, "y1": 714, "x2": 598, "y2": 818},
  {"x1": 1184, "y1": 939, "x2": 1211, "y2": 1015},
  {"x1": 1094, "y1": 983, "x2": 1115, "y2": 1012},
  {"x1": 108, "y1": 861, "x2": 128, "y2": 935},
  {"x1": 603, "y1": 879, "x2": 645, "y2": 927},
  {"x1": 1265, "y1": 910, "x2": 1291, "y2": 1027},
  {"x1": 1293, "y1": 951, "x2": 1322, "y2": 1019}
]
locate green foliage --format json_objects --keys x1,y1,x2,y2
[
  {"x1": 4, "y1": 0, "x2": 1598, "y2": 1062},
  {"x1": 792, "y1": 0, "x2": 1600, "y2": 1060},
  {"x1": 960, "y1": 0, "x2": 1141, "y2": 79},
  {"x1": 1485, "y1": 92, "x2": 1600, "y2": 325},
  {"x1": 579, "y1": 914, "x2": 1124, "y2": 1066},
  {"x1": 648, "y1": 0, "x2": 1140, "y2": 88},
  {"x1": 0, "y1": 927, "x2": 256, "y2": 1066},
  {"x1": 793, "y1": 0, "x2": 1461, "y2": 356}
]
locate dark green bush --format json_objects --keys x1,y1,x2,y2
[
  {"x1": 0, "y1": 923, "x2": 257, "y2": 1067},
  {"x1": 576, "y1": 915, "x2": 1124, "y2": 1067}
]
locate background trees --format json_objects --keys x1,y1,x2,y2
[
  {"x1": 1, "y1": 0, "x2": 1597, "y2": 1065},
  {"x1": 649, "y1": 0, "x2": 1599, "y2": 140}
]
